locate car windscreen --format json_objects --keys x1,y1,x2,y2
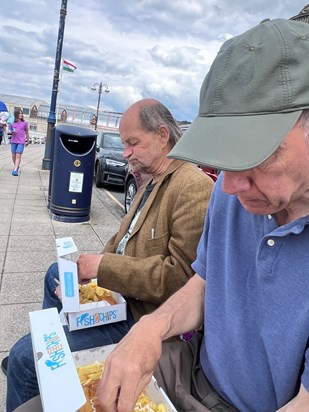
[{"x1": 103, "y1": 134, "x2": 124, "y2": 150}]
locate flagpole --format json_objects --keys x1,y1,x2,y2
[{"x1": 56, "y1": 60, "x2": 64, "y2": 124}]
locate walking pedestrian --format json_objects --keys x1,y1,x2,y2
[{"x1": 10, "y1": 109, "x2": 30, "y2": 176}]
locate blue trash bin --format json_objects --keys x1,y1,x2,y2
[{"x1": 49, "y1": 124, "x2": 97, "y2": 223}]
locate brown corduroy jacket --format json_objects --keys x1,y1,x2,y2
[{"x1": 98, "y1": 159, "x2": 213, "y2": 321}]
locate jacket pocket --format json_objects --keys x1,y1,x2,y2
[{"x1": 148, "y1": 231, "x2": 169, "y2": 255}]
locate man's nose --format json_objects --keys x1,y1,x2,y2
[
  {"x1": 222, "y1": 171, "x2": 251, "y2": 194},
  {"x1": 123, "y1": 146, "x2": 132, "y2": 160}
]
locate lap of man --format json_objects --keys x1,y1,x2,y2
[{"x1": 155, "y1": 332, "x2": 239, "y2": 412}]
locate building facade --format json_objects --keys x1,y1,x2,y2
[{"x1": 0, "y1": 94, "x2": 122, "y2": 142}]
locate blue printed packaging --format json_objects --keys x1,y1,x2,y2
[
  {"x1": 29, "y1": 308, "x2": 86, "y2": 412},
  {"x1": 56, "y1": 237, "x2": 127, "y2": 332}
]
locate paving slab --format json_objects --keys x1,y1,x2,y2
[
  {"x1": 0, "y1": 236, "x2": 8, "y2": 252},
  {"x1": 0, "y1": 271, "x2": 45, "y2": 304},
  {"x1": 9, "y1": 222, "x2": 54, "y2": 236},
  {"x1": 7, "y1": 235, "x2": 56, "y2": 251},
  {"x1": 4, "y1": 250, "x2": 58, "y2": 273},
  {"x1": 0, "y1": 224, "x2": 10, "y2": 236},
  {"x1": 0, "y1": 303, "x2": 42, "y2": 351}
]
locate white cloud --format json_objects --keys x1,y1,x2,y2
[{"x1": 0, "y1": 0, "x2": 306, "y2": 121}]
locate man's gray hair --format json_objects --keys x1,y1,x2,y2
[
  {"x1": 290, "y1": 6, "x2": 309, "y2": 138},
  {"x1": 298, "y1": 109, "x2": 309, "y2": 139},
  {"x1": 139, "y1": 102, "x2": 182, "y2": 147},
  {"x1": 290, "y1": 4, "x2": 309, "y2": 23}
]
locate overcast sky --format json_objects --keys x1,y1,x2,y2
[{"x1": 0, "y1": 0, "x2": 306, "y2": 121}]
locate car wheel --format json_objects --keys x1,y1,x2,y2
[
  {"x1": 95, "y1": 163, "x2": 104, "y2": 188},
  {"x1": 125, "y1": 177, "x2": 137, "y2": 213}
]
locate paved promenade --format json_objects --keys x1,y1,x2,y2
[{"x1": 0, "y1": 144, "x2": 124, "y2": 409}]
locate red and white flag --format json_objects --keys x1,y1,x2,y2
[{"x1": 63, "y1": 59, "x2": 77, "y2": 73}]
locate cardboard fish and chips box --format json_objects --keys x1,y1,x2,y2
[
  {"x1": 56, "y1": 237, "x2": 127, "y2": 331},
  {"x1": 73, "y1": 344, "x2": 177, "y2": 412},
  {"x1": 30, "y1": 308, "x2": 177, "y2": 412},
  {"x1": 29, "y1": 307, "x2": 86, "y2": 412}
]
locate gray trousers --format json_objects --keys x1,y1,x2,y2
[
  {"x1": 13, "y1": 397, "x2": 42, "y2": 412},
  {"x1": 14, "y1": 333, "x2": 238, "y2": 412},
  {"x1": 154, "y1": 332, "x2": 238, "y2": 412}
]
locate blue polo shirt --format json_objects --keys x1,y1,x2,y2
[{"x1": 192, "y1": 174, "x2": 309, "y2": 411}]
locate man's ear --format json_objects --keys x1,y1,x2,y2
[{"x1": 158, "y1": 125, "x2": 170, "y2": 147}]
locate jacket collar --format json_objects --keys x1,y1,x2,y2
[{"x1": 126, "y1": 159, "x2": 187, "y2": 235}]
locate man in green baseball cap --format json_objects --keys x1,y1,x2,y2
[
  {"x1": 168, "y1": 18, "x2": 309, "y2": 172},
  {"x1": 29, "y1": 18, "x2": 308, "y2": 412}
]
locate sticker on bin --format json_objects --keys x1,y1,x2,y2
[{"x1": 69, "y1": 172, "x2": 84, "y2": 193}]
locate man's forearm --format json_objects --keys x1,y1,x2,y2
[
  {"x1": 276, "y1": 384, "x2": 309, "y2": 411},
  {"x1": 96, "y1": 274, "x2": 206, "y2": 411},
  {"x1": 139, "y1": 274, "x2": 205, "y2": 341}
]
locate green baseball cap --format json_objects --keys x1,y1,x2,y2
[{"x1": 168, "y1": 19, "x2": 309, "y2": 171}]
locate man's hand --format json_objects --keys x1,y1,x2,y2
[
  {"x1": 54, "y1": 286, "x2": 62, "y2": 301},
  {"x1": 96, "y1": 317, "x2": 163, "y2": 412},
  {"x1": 77, "y1": 254, "x2": 103, "y2": 284}
]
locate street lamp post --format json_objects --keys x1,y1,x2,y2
[
  {"x1": 91, "y1": 82, "x2": 110, "y2": 131},
  {"x1": 42, "y1": 0, "x2": 68, "y2": 170}
]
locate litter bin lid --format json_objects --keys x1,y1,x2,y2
[{"x1": 55, "y1": 124, "x2": 97, "y2": 139}]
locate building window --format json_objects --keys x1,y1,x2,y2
[
  {"x1": 23, "y1": 108, "x2": 30, "y2": 115},
  {"x1": 29, "y1": 124, "x2": 37, "y2": 131}
]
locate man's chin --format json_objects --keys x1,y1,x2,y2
[
  {"x1": 130, "y1": 162, "x2": 147, "y2": 173},
  {"x1": 238, "y1": 198, "x2": 273, "y2": 215},
  {"x1": 128, "y1": 161, "x2": 138, "y2": 170}
]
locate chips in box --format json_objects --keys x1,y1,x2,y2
[
  {"x1": 30, "y1": 308, "x2": 177, "y2": 411},
  {"x1": 56, "y1": 237, "x2": 126, "y2": 331}
]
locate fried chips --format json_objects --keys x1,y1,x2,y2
[
  {"x1": 79, "y1": 282, "x2": 117, "y2": 305},
  {"x1": 77, "y1": 361, "x2": 167, "y2": 412}
]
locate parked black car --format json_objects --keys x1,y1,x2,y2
[
  {"x1": 124, "y1": 165, "x2": 151, "y2": 213},
  {"x1": 124, "y1": 166, "x2": 138, "y2": 212},
  {"x1": 94, "y1": 131, "x2": 127, "y2": 187},
  {"x1": 124, "y1": 164, "x2": 218, "y2": 213}
]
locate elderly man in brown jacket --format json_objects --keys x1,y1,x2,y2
[
  {"x1": 5, "y1": 99, "x2": 213, "y2": 412},
  {"x1": 78, "y1": 99, "x2": 214, "y2": 321}
]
